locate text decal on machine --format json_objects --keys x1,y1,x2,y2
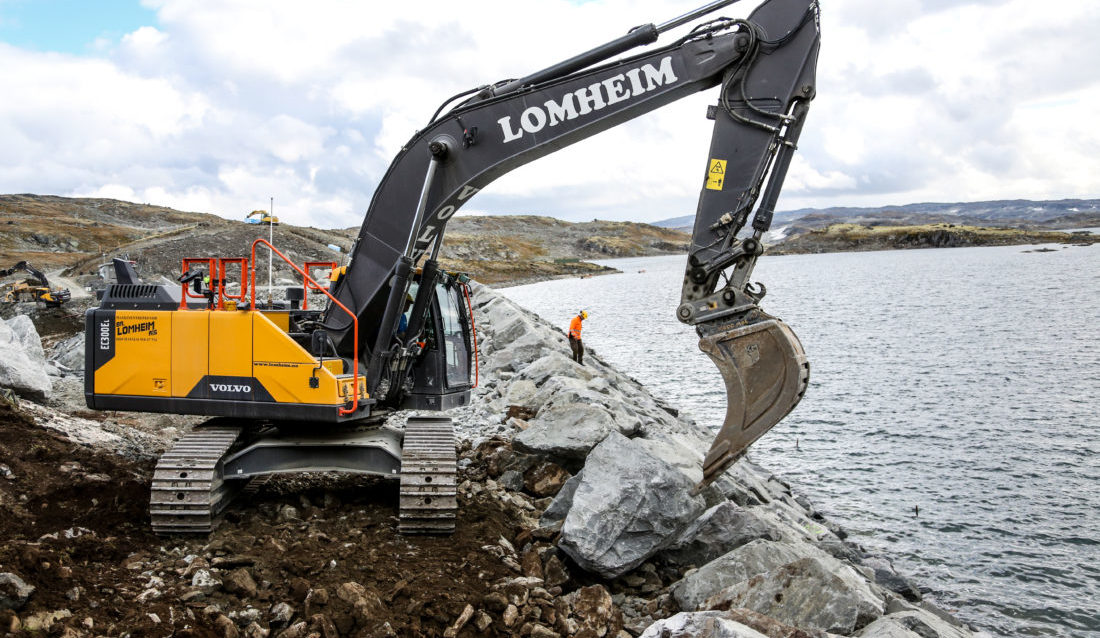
[{"x1": 498, "y1": 56, "x2": 679, "y2": 143}]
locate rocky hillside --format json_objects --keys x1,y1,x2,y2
[
  {"x1": 0, "y1": 283, "x2": 991, "y2": 638},
  {"x1": 655, "y1": 198, "x2": 1100, "y2": 232},
  {"x1": 768, "y1": 223, "x2": 1097, "y2": 255},
  {"x1": 0, "y1": 195, "x2": 689, "y2": 289}
]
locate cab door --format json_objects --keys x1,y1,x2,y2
[{"x1": 435, "y1": 282, "x2": 472, "y2": 391}]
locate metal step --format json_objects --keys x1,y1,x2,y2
[{"x1": 398, "y1": 416, "x2": 457, "y2": 535}]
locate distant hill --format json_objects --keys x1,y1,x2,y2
[
  {"x1": 0, "y1": 195, "x2": 689, "y2": 288},
  {"x1": 653, "y1": 198, "x2": 1100, "y2": 236},
  {"x1": 651, "y1": 214, "x2": 695, "y2": 232},
  {"x1": 769, "y1": 222, "x2": 1096, "y2": 255}
]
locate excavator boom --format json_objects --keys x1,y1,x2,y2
[{"x1": 326, "y1": 0, "x2": 820, "y2": 490}]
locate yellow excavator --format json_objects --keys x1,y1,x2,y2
[
  {"x1": 1, "y1": 261, "x2": 71, "y2": 307},
  {"x1": 246, "y1": 209, "x2": 280, "y2": 225},
  {"x1": 84, "y1": 0, "x2": 818, "y2": 534}
]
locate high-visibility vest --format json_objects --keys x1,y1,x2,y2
[{"x1": 569, "y1": 316, "x2": 583, "y2": 339}]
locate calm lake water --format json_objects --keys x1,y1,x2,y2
[{"x1": 501, "y1": 243, "x2": 1100, "y2": 638}]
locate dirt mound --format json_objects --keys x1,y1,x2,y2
[{"x1": 0, "y1": 403, "x2": 565, "y2": 637}]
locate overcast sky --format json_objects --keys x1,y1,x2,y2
[{"x1": 1, "y1": 0, "x2": 1097, "y2": 228}]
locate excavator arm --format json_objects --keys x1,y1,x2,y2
[
  {"x1": 1, "y1": 260, "x2": 69, "y2": 306},
  {"x1": 326, "y1": 0, "x2": 819, "y2": 490},
  {"x1": 1, "y1": 261, "x2": 49, "y2": 287}
]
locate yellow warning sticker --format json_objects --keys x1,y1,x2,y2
[{"x1": 706, "y1": 159, "x2": 726, "y2": 191}]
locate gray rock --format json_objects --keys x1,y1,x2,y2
[
  {"x1": 703, "y1": 556, "x2": 883, "y2": 634},
  {"x1": 0, "y1": 318, "x2": 51, "y2": 400},
  {"x1": 586, "y1": 377, "x2": 612, "y2": 393},
  {"x1": 486, "y1": 309, "x2": 537, "y2": 346},
  {"x1": 7, "y1": 315, "x2": 45, "y2": 363},
  {"x1": 857, "y1": 609, "x2": 977, "y2": 638},
  {"x1": 539, "y1": 471, "x2": 583, "y2": 529},
  {"x1": 513, "y1": 403, "x2": 617, "y2": 460},
  {"x1": 671, "y1": 539, "x2": 819, "y2": 611},
  {"x1": 863, "y1": 556, "x2": 922, "y2": 602},
  {"x1": 503, "y1": 379, "x2": 538, "y2": 406},
  {"x1": 486, "y1": 333, "x2": 546, "y2": 374},
  {"x1": 660, "y1": 501, "x2": 781, "y2": 567},
  {"x1": 633, "y1": 435, "x2": 704, "y2": 483},
  {"x1": 527, "y1": 376, "x2": 591, "y2": 413},
  {"x1": 517, "y1": 353, "x2": 592, "y2": 386},
  {"x1": 48, "y1": 334, "x2": 85, "y2": 374},
  {"x1": 499, "y1": 470, "x2": 524, "y2": 492},
  {"x1": 0, "y1": 572, "x2": 35, "y2": 610},
  {"x1": 559, "y1": 432, "x2": 706, "y2": 579},
  {"x1": 818, "y1": 539, "x2": 865, "y2": 563},
  {"x1": 639, "y1": 612, "x2": 770, "y2": 638}
]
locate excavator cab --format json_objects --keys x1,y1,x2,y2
[{"x1": 401, "y1": 279, "x2": 475, "y2": 410}]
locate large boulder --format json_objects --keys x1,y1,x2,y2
[
  {"x1": 513, "y1": 403, "x2": 618, "y2": 461},
  {"x1": 485, "y1": 332, "x2": 547, "y2": 374},
  {"x1": 484, "y1": 300, "x2": 539, "y2": 346},
  {"x1": 538, "y1": 471, "x2": 584, "y2": 531},
  {"x1": 7, "y1": 315, "x2": 45, "y2": 363},
  {"x1": 558, "y1": 431, "x2": 706, "y2": 579},
  {"x1": 633, "y1": 435, "x2": 705, "y2": 483},
  {"x1": 0, "y1": 317, "x2": 51, "y2": 400},
  {"x1": 639, "y1": 612, "x2": 771, "y2": 638},
  {"x1": 660, "y1": 501, "x2": 781, "y2": 568},
  {"x1": 517, "y1": 353, "x2": 593, "y2": 386},
  {"x1": 704, "y1": 556, "x2": 883, "y2": 635},
  {"x1": 671, "y1": 540, "x2": 819, "y2": 611}
]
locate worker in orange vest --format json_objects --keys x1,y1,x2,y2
[{"x1": 568, "y1": 310, "x2": 588, "y2": 365}]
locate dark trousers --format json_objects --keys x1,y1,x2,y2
[{"x1": 569, "y1": 336, "x2": 584, "y2": 365}]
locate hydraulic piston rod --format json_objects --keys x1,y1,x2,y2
[{"x1": 491, "y1": 0, "x2": 743, "y2": 96}]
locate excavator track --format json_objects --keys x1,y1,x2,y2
[
  {"x1": 398, "y1": 416, "x2": 457, "y2": 534},
  {"x1": 149, "y1": 424, "x2": 244, "y2": 534}
]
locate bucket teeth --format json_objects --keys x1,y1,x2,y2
[
  {"x1": 149, "y1": 424, "x2": 244, "y2": 534},
  {"x1": 398, "y1": 417, "x2": 457, "y2": 535}
]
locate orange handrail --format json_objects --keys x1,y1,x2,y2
[
  {"x1": 180, "y1": 258, "x2": 249, "y2": 310},
  {"x1": 250, "y1": 239, "x2": 362, "y2": 416},
  {"x1": 180, "y1": 258, "x2": 218, "y2": 310},
  {"x1": 219, "y1": 258, "x2": 249, "y2": 305}
]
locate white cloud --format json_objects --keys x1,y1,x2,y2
[{"x1": 0, "y1": 0, "x2": 1098, "y2": 231}]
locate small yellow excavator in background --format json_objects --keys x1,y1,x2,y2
[
  {"x1": 246, "y1": 210, "x2": 280, "y2": 225},
  {"x1": 1, "y1": 261, "x2": 71, "y2": 307}
]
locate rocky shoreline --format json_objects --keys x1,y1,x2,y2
[{"x1": 0, "y1": 287, "x2": 991, "y2": 637}]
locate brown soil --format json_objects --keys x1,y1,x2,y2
[{"x1": 0, "y1": 402, "x2": 552, "y2": 637}]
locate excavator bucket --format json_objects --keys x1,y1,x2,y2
[{"x1": 694, "y1": 314, "x2": 809, "y2": 493}]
